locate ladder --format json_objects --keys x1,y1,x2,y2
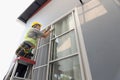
[{"x1": 9, "y1": 57, "x2": 36, "y2": 80}]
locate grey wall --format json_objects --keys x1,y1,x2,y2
[{"x1": 80, "y1": 0, "x2": 120, "y2": 80}]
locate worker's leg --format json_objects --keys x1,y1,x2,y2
[
  {"x1": 18, "y1": 64, "x2": 27, "y2": 77},
  {"x1": 23, "y1": 41, "x2": 34, "y2": 59},
  {"x1": 15, "y1": 63, "x2": 27, "y2": 77},
  {"x1": 15, "y1": 42, "x2": 26, "y2": 57},
  {"x1": 16, "y1": 41, "x2": 34, "y2": 58}
]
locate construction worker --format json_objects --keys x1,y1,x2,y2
[
  {"x1": 16, "y1": 21, "x2": 52, "y2": 58},
  {"x1": 15, "y1": 22, "x2": 52, "y2": 77}
]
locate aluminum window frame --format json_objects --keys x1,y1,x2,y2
[{"x1": 73, "y1": 7, "x2": 92, "y2": 80}]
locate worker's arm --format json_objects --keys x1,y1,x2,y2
[
  {"x1": 42, "y1": 27, "x2": 52, "y2": 38},
  {"x1": 37, "y1": 27, "x2": 53, "y2": 38},
  {"x1": 42, "y1": 30, "x2": 51, "y2": 38}
]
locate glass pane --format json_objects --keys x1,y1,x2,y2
[
  {"x1": 33, "y1": 67, "x2": 47, "y2": 80},
  {"x1": 49, "y1": 56, "x2": 82, "y2": 80},
  {"x1": 50, "y1": 31, "x2": 77, "y2": 60},
  {"x1": 32, "y1": 69, "x2": 38, "y2": 80},
  {"x1": 38, "y1": 35, "x2": 50, "y2": 47},
  {"x1": 52, "y1": 13, "x2": 74, "y2": 37},
  {"x1": 35, "y1": 44, "x2": 49, "y2": 67}
]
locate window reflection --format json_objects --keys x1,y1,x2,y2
[
  {"x1": 35, "y1": 44, "x2": 49, "y2": 67},
  {"x1": 53, "y1": 13, "x2": 74, "y2": 37},
  {"x1": 50, "y1": 13, "x2": 77, "y2": 60},
  {"x1": 49, "y1": 56, "x2": 82, "y2": 80},
  {"x1": 33, "y1": 67, "x2": 47, "y2": 80},
  {"x1": 51, "y1": 31, "x2": 77, "y2": 60},
  {"x1": 38, "y1": 35, "x2": 50, "y2": 47}
]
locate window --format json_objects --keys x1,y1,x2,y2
[
  {"x1": 50, "y1": 31, "x2": 77, "y2": 60},
  {"x1": 33, "y1": 66, "x2": 47, "y2": 80},
  {"x1": 35, "y1": 44, "x2": 49, "y2": 67},
  {"x1": 49, "y1": 56, "x2": 82, "y2": 80},
  {"x1": 52, "y1": 14, "x2": 74, "y2": 37},
  {"x1": 50, "y1": 13, "x2": 77, "y2": 60},
  {"x1": 32, "y1": 10, "x2": 90, "y2": 80}
]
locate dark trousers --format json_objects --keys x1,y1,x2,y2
[{"x1": 15, "y1": 63, "x2": 27, "y2": 77}]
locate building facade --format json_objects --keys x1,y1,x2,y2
[{"x1": 5, "y1": 0, "x2": 120, "y2": 80}]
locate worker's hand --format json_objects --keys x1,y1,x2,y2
[
  {"x1": 45, "y1": 26, "x2": 51, "y2": 32},
  {"x1": 50, "y1": 27, "x2": 54, "y2": 32}
]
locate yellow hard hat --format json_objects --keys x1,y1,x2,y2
[{"x1": 32, "y1": 22, "x2": 42, "y2": 27}]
